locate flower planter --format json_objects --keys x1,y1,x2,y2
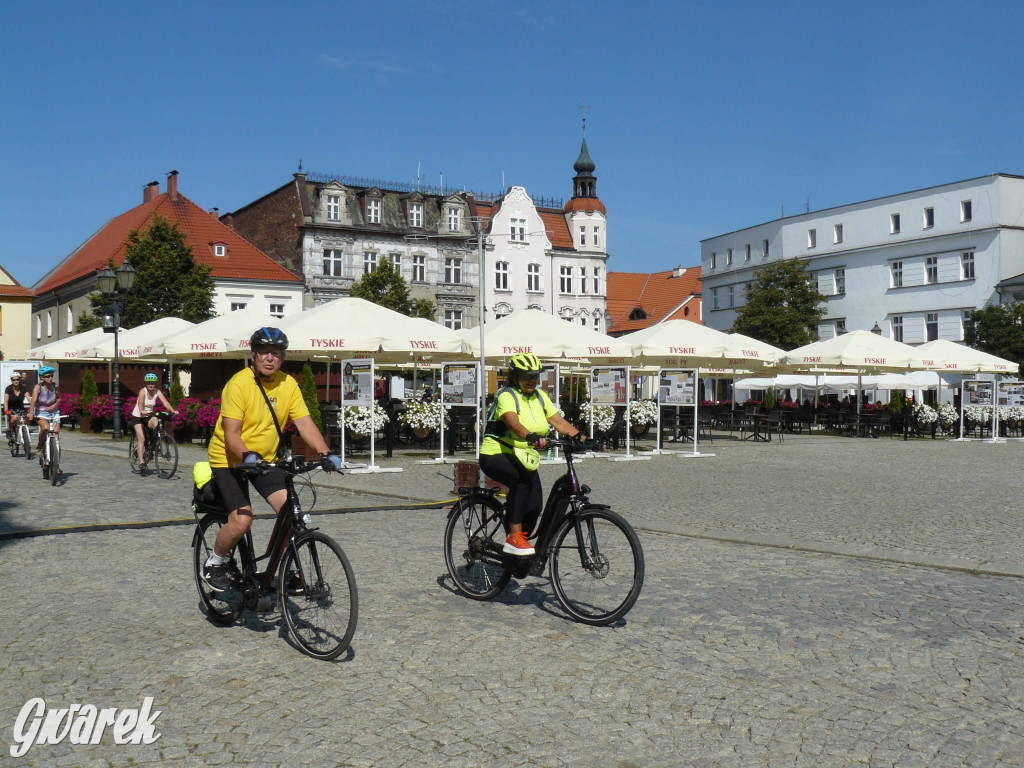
[{"x1": 78, "y1": 415, "x2": 92, "y2": 433}]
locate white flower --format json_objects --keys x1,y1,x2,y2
[
  {"x1": 339, "y1": 403, "x2": 390, "y2": 434},
  {"x1": 628, "y1": 399, "x2": 659, "y2": 427},
  {"x1": 964, "y1": 404, "x2": 991, "y2": 423},
  {"x1": 936, "y1": 403, "x2": 958, "y2": 427},
  {"x1": 579, "y1": 402, "x2": 615, "y2": 432},
  {"x1": 913, "y1": 404, "x2": 938, "y2": 424},
  {"x1": 398, "y1": 400, "x2": 449, "y2": 431},
  {"x1": 1000, "y1": 405, "x2": 1024, "y2": 422}
]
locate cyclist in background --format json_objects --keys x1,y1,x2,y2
[
  {"x1": 202, "y1": 327, "x2": 341, "y2": 592},
  {"x1": 132, "y1": 372, "x2": 178, "y2": 471},
  {"x1": 479, "y1": 353, "x2": 585, "y2": 557},
  {"x1": 4, "y1": 372, "x2": 27, "y2": 440},
  {"x1": 28, "y1": 366, "x2": 59, "y2": 461}
]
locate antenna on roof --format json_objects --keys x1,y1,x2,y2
[
  {"x1": 805, "y1": 198, "x2": 810, "y2": 213},
  {"x1": 297, "y1": 158, "x2": 303, "y2": 173}
]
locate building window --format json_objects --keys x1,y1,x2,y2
[
  {"x1": 926, "y1": 312, "x2": 939, "y2": 341},
  {"x1": 323, "y1": 249, "x2": 343, "y2": 277},
  {"x1": 363, "y1": 252, "x2": 378, "y2": 274},
  {"x1": 66, "y1": 306, "x2": 73, "y2": 333},
  {"x1": 444, "y1": 309, "x2": 463, "y2": 330},
  {"x1": 593, "y1": 267, "x2": 600, "y2": 294},
  {"x1": 892, "y1": 316, "x2": 903, "y2": 342},
  {"x1": 408, "y1": 202, "x2": 423, "y2": 228},
  {"x1": 448, "y1": 206, "x2": 461, "y2": 232},
  {"x1": 961, "y1": 200, "x2": 973, "y2": 223},
  {"x1": 891, "y1": 261, "x2": 903, "y2": 288},
  {"x1": 495, "y1": 261, "x2": 509, "y2": 290},
  {"x1": 559, "y1": 266, "x2": 573, "y2": 294},
  {"x1": 527, "y1": 263, "x2": 541, "y2": 292},
  {"x1": 925, "y1": 256, "x2": 938, "y2": 284},
  {"x1": 835, "y1": 319, "x2": 847, "y2": 336},
  {"x1": 327, "y1": 195, "x2": 340, "y2": 221},
  {"x1": 35, "y1": 315, "x2": 41, "y2": 340},
  {"x1": 726, "y1": 248, "x2": 733, "y2": 266},
  {"x1": 745, "y1": 244, "x2": 751, "y2": 262},
  {"x1": 712, "y1": 288, "x2": 719, "y2": 310},
  {"x1": 579, "y1": 226, "x2": 586, "y2": 246},
  {"x1": 835, "y1": 268, "x2": 845, "y2": 295},
  {"x1": 923, "y1": 207, "x2": 934, "y2": 229},
  {"x1": 962, "y1": 251, "x2": 975, "y2": 279},
  {"x1": 389, "y1": 253, "x2": 402, "y2": 273},
  {"x1": 807, "y1": 229, "x2": 816, "y2": 249},
  {"x1": 763, "y1": 239, "x2": 770, "y2": 259},
  {"x1": 510, "y1": 217, "x2": 526, "y2": 242},
  {"x1": 444, "y1": 257, "x2": 462, "y2": 284},
  {"x1": 269, "y1": 303, "x2": 285, "y2": 319},
  {"x1": 230, "y1": 301, "x2": 248, "y2": 312},
  {"x1": 593, "y1": 227, "x2": 600, "y2": 247},
  {"x1": 728, "y1": 285, "x2": 734, "y2": 308},
  {"x1": 46, "y1": 311, "x2": 52, "y2": 337},
  {"x1": 594, "y1": 315, "x2": 601, "y2": 331},
  {"x1": 214, "y1": 244, "x2": 226, "y2": 257},
  {"x1": 834, "y1": 224, "x2": 843, "y2": 244},
  {"x1": 890, "y1": 213, "x2": 901, "y2": 234},
  {"x1": 962, "y1": 310, "x2": 972, "y2": 339},
  {"x1": 710, "y1": 252, "x2": 717, "y2": 269},
  {"x1": 412, "y1": 254, "x2": 426, "y2": 282},
  {"x1": 366, "y1": 198, "x2": 381, "y2": 224},
  {"x1": 580, "y1": 266, "x2": 588, "y2": 294}
]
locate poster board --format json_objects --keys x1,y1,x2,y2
[
  {"x1": 442, "y1": 363, "x2": 478, "y2": 405},
  {"x1": 341, "y1": 359, "x2": 373, "y2": 407},
  {"x1": 997, "y1": 380, "x2": 1024, "y2": 406},
  {"x1": 959, "y1": 379, "x2": 996, "y2": 442},
  {"x1": 659, "y1": 370, "x2": 696, "y2": 405},
  {"x1": 591, "y1": 367, "x2": 627, "y2": 405}
]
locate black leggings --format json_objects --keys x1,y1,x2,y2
[{"x1": 479, "y1": 452, "x2": 543, "y2": 532}]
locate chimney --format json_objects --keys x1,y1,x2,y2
[
  {"x1": 209, "y1": 207, "x2": 219, "y2": 218},
  {"x1": 143, "y1": 181, "x2": 159, "y2": 203},
  {"x1": 167, "y1": 170, "x2": 179, "y2": 201},
  {"x1": 672, "y1": 266, "x2": 687, "y2": 278}
]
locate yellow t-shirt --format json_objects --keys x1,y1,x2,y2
[
  {"x1": 480, "y1": 387, "x2": 557, "y2": 467},
  {"x1": 208, "y1": 367, "x2": 310, "y2": 468}
]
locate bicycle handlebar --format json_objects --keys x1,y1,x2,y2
[
  {"x1": 233, "y1": 454, "x2": 340, "y2": 476},
  {"x1": 545, "y1": 435, "x2": 604, "y2": 453}
]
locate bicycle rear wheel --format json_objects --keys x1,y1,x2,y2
[
  {"x1": 129, "y1": 435, "x2": 141, "y2": 473},
  {"x1": 279, "y1": 531, "x2": 358, "y2": 661},
  {"x1": 154, "y1": 432, "x2": 178, "y2": 479},
  {"x1": 9, "y1": 427, "x2": 17, "y2": 457},
  {"x1": 549, "y1": 508, "x2": 644, "y2": 626},
  {"x1": 49, "y1": 435, "x2": 60, "y2": 486},
  {"x1": 443, "y1": 495, "x2": 511, "y2": 600},
  {"x1": 192, "y1": 512, "x2": 243, "y2": 625}
]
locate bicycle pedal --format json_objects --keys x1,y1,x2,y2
[{"x1": 528, "y1": 559, "x2": 545, "y2": 577}]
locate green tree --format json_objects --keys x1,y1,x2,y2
[
  {"x1": 299, "y1": 362, "x2": 323, "y2": 431},
  {"x1": 81, "y1": 370, "x2": 99, "y2": 412},
  {"x1": 77, "y1": 214, "x2": 215, "y2": 331},
  {"x1": 964, "y1": 302, "x2": 1024, "y2": 371},
  {"x1": 169, "y1": 369, "x2": 185, "y2": 408},
  {"x1": 730, "y1": 260, "x2": 826, "y2": 349},
  {"x1": 349, "y1": 259, "x2": 436, "y2": 319}
]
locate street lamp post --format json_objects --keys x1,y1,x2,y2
[{"x1": 96, "y1": 260, "x2": 136, "y2": 439}]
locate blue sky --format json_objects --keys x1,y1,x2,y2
[{"x1": 3, "y1": 1, "x2": 1023, "y2": 289}]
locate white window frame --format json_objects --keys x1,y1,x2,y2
[
  {"x1": 230, "y1": 301, "x2": 249, "y2": 312},
  {"x1": 833, "y1": 223, "x2": 843, "y2": 244},
  {"x1": 448, "y1": 206, "x2": 461, "y2": 232},
  {"x1": 408, "y1": 202, "x2": 423, "y2": 228},
  {"x1": 527, "y1": 263, "x2": 542, "y2": 292},
  {"x1": 510, "y1": 217, "x2": 526, "y2": 242},
  {"x1": 46, "y1": 311, "x2": 52, "y2": 337},
  {"x1": 728, "y1": 285, "x2": 734, "y2": 308},
  {"x1": 925, "y1": 256, "x2": 938, "y2": 284},
  {"x1": 807, "y1": 229, "x2": 816, "y2": 249},
  {"x1": 268, "y1": 302, "x2": 286, "y2": 319},
  {"x1": 323, "y1": 248, "x2": 343, "y2": 277},
  {"x1": 834, "y1": 268, "x2": 845, "y2": 295},
  {"x1": 962, "y1": 310, "x2": 972, "y2": 339},
  {"x1": 744, "y1": 243, "x2": 751, "y2": 262},
  {"x1": 366, "y1": 198, "x2": 381, "y2": 224},
  {"x1": 444, "y1": 257, "x2": 462, "y2": 284},
  {"x1": 890, "y1": 213, "x2": 901, "y2": 234},
  {"x1": 593, "y1": 226, "x2": 600, "y2": 248},
  {"x1": 66, "y1": 306, "x2": 73, "y2": 333},
  {"x1": 923, "y1": 207, "x2": 934, "y2": 229},
  {"x1": 892, "y1": 316, "x2": 903, "y2": 342},
  {"x1": 559, "y1": 266, "x2": 573, "y2": 294},
  {"x1": 363, "y1": 252, "x2": 378, "y2": 274},
  {"x1": 214, "y1": 244, "x2": 226, "y2": 257},
  {"x1": 389, "y1": 253, "x2": 402, "y2": 273},
  {"x1": 580, "y1": 266, "x2": 587, "y2": 294},
  {"x1": 926, "y1": 312, "x2": 939, "y2": 341},
  {"x1": 710, "y1": 252, "x2": 717, "y2": 269},
  {"x1": 726, "y1": 248, "x2": 733, "y2": 265},
  {"x1": 327, "y1": 194, "x2": 340, "y2": 221},
  {"x1": 962, "y1": 251, "x2": 975, "y2": 280},
  {"x1": 443, "y1": 309, "x2": 463, "y2": 330},
  {"x1": 412, "y1": 254, "x2": 426, "y2": 282},
  {"x1": 579, "y1": 226, "x2": 586, "y2": 247},
  {"x1": 495, "y1": 261, "x2": 509, "y2": 291},
  {"x1": 961, "y1": 200, "x2": 973, "y2": 223},
  {"x1": 35, "y1": 315, "x2": 41, "y2": 340},
  {"x1": 762, "y1": 239, "x2": 770, "y2": 259},
  {"x1": 835, "y1": 319, "x2": 847, "y2": 336},
  {"x1": 891, "y1": 261, "x2": 903, "y2": 288},
  {"x1": 593, "y1": 267, "x2": 600, "y2": 294},
  {"x1": 712, "y1": 288, "x2": 719, "y2": 310}
]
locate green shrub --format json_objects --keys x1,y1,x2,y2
[
  {"x1": 81, "y1": 370, "x2": 99, "y2": 412},
  {"x1": 887, "y1": 391, "x2": 904, "y2": 413},
  {"x1": 169, "y1": 370, "x2": 184, "y2": 408},
  {"x1": 300, "y1": 362, "x2": 322, "y2": 431},
  {"x1": 763, "y1": 387, "x2": 776, "y2": 409}
]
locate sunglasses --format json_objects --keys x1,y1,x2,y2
[{"x1": 41, "y1": 374, "x2": 53, "y2": 378}]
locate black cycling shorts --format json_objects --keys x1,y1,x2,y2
[{"x1": 212, "y1": 466, "x2": 288, "y2": 515}]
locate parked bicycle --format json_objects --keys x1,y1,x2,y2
[
  {"x1": 444, "y1": 437, "x2": 645, "y2": 626},
  {"x1": 39, "y1": 414, "x2": 67, "y2": 485},
  {"x1": 191, "y1": 455, "x2": 358, "y2": 661},
  {"x1": 129, "y1": 412, "x2": 178, "y2": 478},
  {"x1": 7, "y1": 409, "x2": 32, "y2": 459}
]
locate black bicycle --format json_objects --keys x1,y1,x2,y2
[
  {"x1": 444, "y1": 437, "x2": 645, "y2": 626},
  {"x1": 129, "y1": 412, "x2": 178, "y2": 478},
  {"x1": 191, "y1": 455, "x2": 358, "y2": 661}
]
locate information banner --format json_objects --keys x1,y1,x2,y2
[
  {"x1": 997, "y1": 381, "x2": 1024, "y2": 406},
  {"x1": 341, "y1": 359, "x2": 373, "y2": 407},
  {"x1": 964, "y1": 381, "x2": 994, "y2": 406},
  {"x1": 442, "y1": 363, "x2": 478, "y2": 405},
  {"x1": 591, "y1": 367, "x2": 627, "y2": 405},
  {"x1": 659, "y1": 371, "x2": 696, "y2": 405}
]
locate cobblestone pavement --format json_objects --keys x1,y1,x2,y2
[{"x1": 1, "y1": 429, "x2": 1024, "y2": 766}]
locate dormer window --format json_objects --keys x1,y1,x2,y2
[
  {"x1": 213, "y1": 243, "x2": 227, "y2": 257},
  {"x1": 366, "y1": 198, "x2": 381, "y2": 224},
  {"x1": 327, "y1": 194, "x2": 340, "y2": 221},
  {"x1": 629, "y1": 307, "x2": 648, "y2": 321},
  {"x1": 448, "y1": 206, "x2": 461, "y2": 232},
  {"x1": 408, "y1": 202, "x2": 423, "y2": 228}
]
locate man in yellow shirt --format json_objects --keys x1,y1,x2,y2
[
  {"x1": 202, "y1": 327, "x2": 339, "y2": 592},
  {"x1": 480, "y1": 353, "x2": 584, "y2": 556}
]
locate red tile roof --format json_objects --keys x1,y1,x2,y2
[
  {"x1": 34, "y1": 183, "x2": 302, "y2": 295},
  {"x1": 0, "y1": 265, "x2": 34, "y2": 298},
  {"x1": 607, "y1": 267, "x2": 702, "y2": 334},
  {"x1": 563, "y1": 197, "x2": 606, "y2": 215}
]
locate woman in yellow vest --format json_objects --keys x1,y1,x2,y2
[{"x1": 479, "y1": 353, "x2": 584, "y2": 556}]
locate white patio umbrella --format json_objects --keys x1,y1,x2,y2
[
  {"x1": 456, "y1": 309, "x2": 632, "y2": 362},
  {"x1": 626, "y1": 320, "x2": 771, "y2": 367},
  {"x1": 913, "y1": 339, "x2": 1018, "y2": 375},
  {"x1": 727, "y1": 332, "x2": 786, "y2": 366},
  {"x1": 267, "y1": 298, "x2": 466, "y2": 363},
  {"x1": 78, "y1": 317, "x2": 194, "y2": 360},
  {"x1": 27, "y1": 326, "x2": 125, "y2": 362},
  {"x1": 142, "y1": 309, "x2": 280, "y2": 360}
]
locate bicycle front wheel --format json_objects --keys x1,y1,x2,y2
[
  {"x1": 49, "y1": 435, "x2": 60, "y2": 486},
  {"x1": 129, "y1": 435, "x2": 141, "y2": 473},
  {"x1": 549, "y1": 508, "x2": 644, "y2": 626},
  {"x1": 154, "y1": 433, "x2": 178, "y2": 479},
  {"x1": 192, "y1": 512, "x2": 243, "y2": 625},
  {"x1": 280, "y1": 531, "x2": 358, "y2": 661},
  {"x1": 443, "y1": 495, "x2": 511, "y2": 600},
  {"x1": 22, "y1": 427, "x2": 32, "y2": 461}
]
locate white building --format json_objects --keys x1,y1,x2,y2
[{"x1": 700, "y1": 174, "x2": 1024, "y2": 343}]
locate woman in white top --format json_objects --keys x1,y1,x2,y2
[{"x1": 132, "y1": 373, "x2": 178, "y2": 471}]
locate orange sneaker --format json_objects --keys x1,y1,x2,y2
[{"x1": 503, "y1": 531, "x2": 535, "y2": 557}]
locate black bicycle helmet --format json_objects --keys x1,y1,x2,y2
[{"x1": 250, "y1": 326, "x2": 289, "y2": 351}]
